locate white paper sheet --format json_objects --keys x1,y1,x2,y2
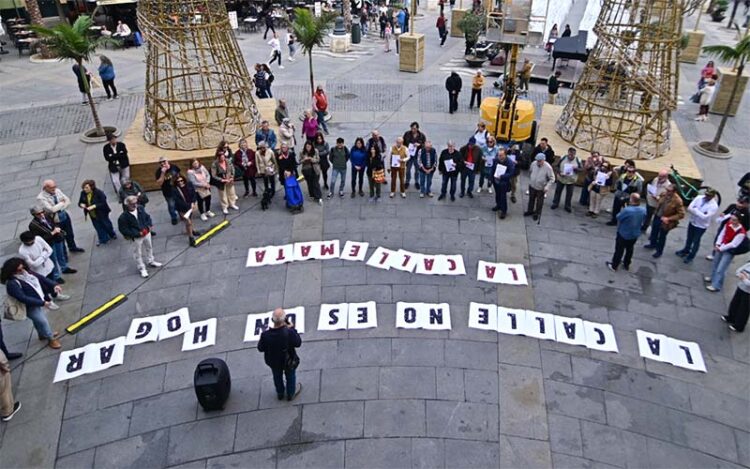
[
  {"x1": 268, "y1": 244, "x2": 294, "y2": 265},
  {"x1": 246, "y1": 245, "x2": 274, "y2": 267},
  {"x1": 554, "y1": 315, "x2": 586, "y2": 346},
  {"x1": 366, "y1": 246, "x2": 395, "y2": 270},
  {"x1": 293, "y1": 242, "x2": 317, "y2": 261},
  {"x1": 496, "y1": 307, "x2": 526, "y2": 335},
  {"x1": 390, "y1": 250, "x2": 418, "y2": 272},
  {"x1": 477, "y1": 261, "x2": 528, "y2": 285},
  {"x1": 562, "y1": 163, "x2": 574, "y2": 176},
  {"x1": 523, "y1": 310, "x2": 556, "y2": 341},
  {"x1": 347, "y1": 301, "x2": 377, "y2": 329},
  {"x1": 244, "y1": 311, "x2": 273, "y2": 342},
  {"x1": 125, "y1": 316, "x2": 160, "y2": 345},
  {"x1": 315, "y1": 239, "x2": 341, "y2": 260},
  {"x1": 284, "y1": 306, "x2": 305, "y2": 333},
  {"x1": 494, "y1": 164, "x2": 507, "y2": 178},
  {"x1": 665, "y1": 338, "x2": 706, "y2": 372},
  {"x1": 595, "y1": 171, "x2": 608, "y2": 186},
  {"x1": 468, "y1": 302, "x2": 498, "y2": 331},
  {"x1": 391, "y1": 154, "x2": 401, "y2": 167},
  {"x1": 414, "y1": 255, "x2": 439, "y2": 275},
  {"x1": 396, "y1": 302, "x2": 421, "y2": 329},
  {"x1": 636, "y1": 330, "x2": 670, "y2": 363},
  {"x1": 340, "y1": 241, "x2": 370, "y2": 262},
  {"x1": 158, "y1": 308, "x2": 191, "y2": 340},
  {"x1": 465, "y1": 162, "x2": 475, "y2": 171},
  {"x1": 422, "y1": 303, "x2": 451, "y2": 330},
  {"x1": 318, "y1": 303, "x2": 349, "y2": 330},
  {"x1": 55, "y1": 337, "x2": 126, "y2": 383},
  {"x1": 181, "y1": 318, "x2": 217, "y2": 351},
  {"x1": 444, "y1": 159, "x2": 456, "y2": 172},
  {"x1": 583, "y1": 321, "x2": 619, "y2": 353},
  {"x1": 437, "y1": 254, "x2": 466, "y2": 276}
]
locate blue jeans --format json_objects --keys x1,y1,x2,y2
[
  {"x1": 478, "y1": 167, "x2": 493, "y2": 189},
  {"x1": 419, "y1": 170, "x2": 434, "y2": 194},
  {"x1": 330, "y1": 168, "x2": 347, "y2": 193},
  {"x1": 710, "y1": 250, "x2": 735, "y2": 290},
  {"x1": 405, "y1": 157, "x2": 418, "y2": 187},
  {"x1": 165, "y1": 196, "x2": 178, "y2": 222},
  {"x1": 57, "y1": 212, "x2": 79, "y2": 250},
  {"x1": 52, "y1": 241, "x2": 68, "y2": 272},
  {"x1": 493, "y1": 181, "x2": 509, "y2": 213},
  {"x1": 679, "y1": 223, "x2": 706, "y2": 261},
  {"x1": 648, "y1": 216, "x2": 669, "y2": 255},
  {"x1": 316, "y1": 110, "x2": 328, "y2": 133},
  {"x1": 271, "y1": 367, "x2": 296, "y2": 398},
  {"x1": 460, "y1": 169, "x2": 475, "y2": 195},
  {"x1": 27, "y1": 305, "x2": 54, "y2": 339},
  {"x1": 579, "y1": 177, "x2": 592, "y2": 205},
  {"x1": 91, "y1": 215, "x2": 116, "y2": 244},
  {"x1": 440, "y1": 173, "x2": 457, "y2": 197}
]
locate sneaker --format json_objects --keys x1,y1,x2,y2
[
  {"x1": 171, "y1": 219, "x2": 179, "y2": 225},
  {"x1": 230, "y1": 205, "x2": 239, "y2": 210},
  {"x1": 622, "y1": 264, "x2": 630, "y2": 271},
  {"x1": 729, "y1": 325, "x2": 738, "y2": 332},
  {"x1": 106, "y1": 97, "x2": 113, "y2": 101},
  {"x1": 415, "y1": 183, "x2": 420, "y2": 190},
  {"x1": 467, "y1": 192, "x2": 473, "y2": 199},
  {"x1": 48, "y1": 339, "x2": 61, "y2": 349},
  {"x1": 390, "y1": 192, "x2": 395, "y2": 198},
  {"x1": 459, "y1": 193, "x2": 465, "y2": 198},
  {"x1": 721, "y1": 315, "x2": 729, "y2": 323},
  {"x1": 450, "y1": 195, "x2": 455, "y2": 202},
  {"x1": 438, "y1": 195, "x2": 445, "y2": 201},
  {"x1": 605, "y1": 221, "x2": 617, "y2": 226},
  {"x1": 359, "y1": 191, "x2": 365, "y2": 197},
  {"x1": 499, "y1": 212, "x2": 506, "y2": 219},
  {"x1": 705, "y1": 254, "x2": 714, "y2": 260},
  {"x1": 703, "y1": 276, "x2": 711, "y2": 282},
  {"x1": 550, "y1": 204, "x2": 559, "y2": 210},
  {"x1": 405, "y1": 183, "x2": 410, "y2": 189},
  {"x1": 492, "y1": 206, "x2": 500, "y2": 212},
  {"x1": 652, "y1": 252, "x2": 662, "y2": 258},
  {"x1": 428, "y1": 192, "x2": 434, "y2": 198},
  {"x1": 277, "y1": 394, "x2": 285, "y2": 400},
  {"x1": 318, "y1": 199, "x2": 323, "y2": 205},
  {"x1": 148, "y1": 261, "x2": 163, "y2": 268},
  {"x1": 69, "y1": 247, "x2": 85, "y2": 253},
  {"x1": 339, "y1": 191, "x2": 344, "y2": 197},
  {"x1": 279, "y1": 65, "x2": 285, "y2": 69},
  {"x1": 510, "y1": 194, "x2": 515, "y2": 202},
  {"x1": 327, "y1": 192, "x2": 332, "y2": 199},
  {"x1": 62, "y1": 268, "x2": 77, "y2": 274},
  {"x1": 643, "y1": 244, "x2": 655, "y2": 250},
  {"x1": 222, "y1": 208, "x2": 229, "y2": 214},
  {"x1": 207, "y1": 211, "x2": 216, "y2": 218},
  {"x1": 55, "y1": 294, "x2": 71, "y2": 301},
  {"x1": 532, "y1": 214, "x2": 538, "y2": 221},
  {"x1": 705, "y1": 285, "x2": 719, "y2": 292},
  {"x1": 46, "y1": 301, "x2": 60, "y2": 310},
  {"x1": 477, "y1": 188, "x2": 482, "y2": 193},
  {"x1": 192, "y1": 230, "x2": 202, "y2": 237},
  {"x1": 419, "y1": 193, "x2": 425, "y2": 198},
  {"x1": 140, "y1": 269, "x2": 149, "y2": 278},
  {"x1": 489, "y1": 187, "x2": 494, "y2": 194},
  {"x1": 1, "y1": 402, "x2": 21, "y2": 422},
  {"x1": 675, "y1": 250, "x2": 686, "y2": 257},
  {"x1": 200, "y1": 213, "x2": 208, "y2": 221},
  {"x1": 401, "y1": 193, "x2": 406, "y2": 198},
  {"x1": 351, "y1": 192, "x2": 356, "y2": 198},
  {"x1": 606, "y1": 261, "x2": 617, "y2": 272}
]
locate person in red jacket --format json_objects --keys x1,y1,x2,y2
[
  {"x1": 436, "y1": 12, "x2": 448, "y2": 46},
  {"x1": 313, "y1": 85, "x2": 329, "y2": 135}
]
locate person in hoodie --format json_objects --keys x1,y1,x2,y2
[
  {"x1": 445, "y1": 72, "x2": 462, "y2": 114},
  {"x1": 350, "y1": 137, "x2": 368, "y2": 198}
]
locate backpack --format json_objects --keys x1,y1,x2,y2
[
  {"x1": 267, "y1": 72, "x2": 275, "y2": 84},
  {"x1": 729, "y1": 235, "x2": 750, "y2": 255}
]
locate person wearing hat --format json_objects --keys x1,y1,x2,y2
[
  {"x1": 524, "y1": 153, "x2": 555, "y2": 221},
  {"x1": 675, "y1": 189, "x2": 719, "y2": 264},
  {"x1": 155, "y1": 156, "x2": 181, "y2": 225}
]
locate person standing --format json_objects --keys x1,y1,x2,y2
[
  {"x1": 547, "y1": 70, "x2": 561, "y2": 105},
  {"x1": 561, "y1": 24, "x2": 572, "y2": 37},
  {"x1": 384, "y1": 22, "x2": 392, "y2": 52},
  {"x1": 97, "y1": 55, "x2": 118, "y2": 101},
  {"x1": 478, "y1": 135, "x2": 499, "y2": 194},
  {"x1": 367, "y1": 145, "x2": 383, "y2": 201},
  {"x1": 642, "y1": 169, "x2": 671, "y2": 231},
  {"x1": 518, "y1": 58, "x2": 532, "y2": 95},
  {"x1": 234, "y1": 138, "x2": 258, "y2": 198},
  {"x1": 301, "y1": 110, "x2": 319, "y2": 143},
  {"x1": 286, "y1": 28, "x2": 296, "y2": 62},
  {"x1": 211, "y1": 151, "x2": 239, "y2": 215},
  {"x1": 446, "y1": 72, "x2": 462, "y2": 114},
  {"x1": 118, "y1": 178, "x2": 149, "y2": 211},
  {"x1": 532, "y1": 137, "x2": 555, "y2": 166},
  {"x1": 403, "y1": 122, "x2": 426, "y2": 191},
  {"x1": 18, "y1": 232, "x2": 59, "y2": 283},
  {"x1": 550, "y1": 147, "x2": 582, "y2": 212},
  {"x1": 470, "y1": 70, "x2": 485, "y2": 109},
  {"x1": 523, "y1": 154, "x2": 556, "y2": 221},
  {"x1": 257, "y1": 308, "x2": 302, "y2": 401},
  {"x1": 254, "y1": 64, "x2": 269, "y2": 99},
  {"x1": 263, "y1": 11, "x2": 276, "y2": 40},
  {"x1": 313, "y1": 86, "x2": 329, "y2": 135},
  {"x1": 268, "y1": 32, "x2": 284, "y2": 68},
  {"x1": 606, "y1": 193, "x2": 647, "y2": 271},
  {"x1": 275, "y1": 99, "x2": 290, "y2": 125},
  {"x1": 388, "y1": 137, "x2": 408, "y2": 198},
  {"x1": 724, "y1": 261, "x2": 750, "y2": 332},
  {"x1": 350, "y1": 137, "x2": 368, "y2": 198},
  {"x1": 587, "y1": 161, "x2": 613, "y2": 218},
  {"x1": 643, "y1": 184, "x2": 685, "y2": 258},
  {"x1": 187, "y1": 159, "x2": 215, "y2": 221},
  {"x1": 491, "y1": 148, "x2": 515, "y2": 219},
  {"x1": 299, "y1": 141, "x2": 323, "y2": 205},
  {"x1": 173, "y1": 176, "x2": 202, "y2": 244},
  {"x1": 102, "y1": 133, "x2": 130, "y2": 194},
  {"x1": 675, "y1": 189, "x2": 719, "y2": 264},
  {"x1": 255, "y1": 141, "x2": 278, "y2": 196},
  {"x1": 438, "y1": 140, "x2": 460, "y2": 201},
  {"x1": 155, "y1": 157, "x2": 181, "y2": 225},
  {"x1": 579, "y1": 151, "x2": 603, "y2": 206},
  {"x1": 278, "y1": 118, "x2": 296, "y2": 149},
  {"x1": 459, "y1": 138, "x2": 480, "y2": 198},
  {"x1": 72, "y1": 63, "x2": 91, "y2": 106},
  {"x1": 707, "y1": 196, "x2": 750, "y2": 260},
  {"x1": 0, "y1": 350, "x2": 22, "y2": 421},
  {"x1": 417, "y1": 140, "x2": 438, "y2": 198},
  {"x1": 328, "y1": 138, "x2": 349, "y2": 198},
  {"x1": 78, "y1": 180, "x2": 117, "y2": 246},
  {"x1": 606, "y1": 162, "x2": 644, "y2": 226},
  {"x1": 705, "y1": 214, "x2": 747, "y2": 292},
  {"x1": 28, "y1": 206, "x2": 75, "y2": 278},
  {"x1": 37, "y1": 180, "x2": 84, "y2": 253},
  {"x1": 117, "y1": 196, "x2": 162, "y2": 278},
  {"x1": 255, "y1": 120, "x2": 278, "y2": 151},
  {"x1": 275, "y1": 143, "x2": 298, "y2": 186},
  {"x1": 436, "y1": 12, "x2": 448, "y2": 46},
  {"x1": 314, "y1": 132, "x2": 331, "y2": 191},
  {"x1": 695, "y1": 78, "x2": 715, "y2": 122}
]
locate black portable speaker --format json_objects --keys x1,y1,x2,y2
[{"x1": 194, "y1": 358, "x2": 231, "y2": 411}]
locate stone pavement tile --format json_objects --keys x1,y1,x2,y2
[
  {"x1": 445, "y1": 340, "x2": 497, "y2": 371},
  {"x1": 93, "y1": 429, "x2": 169, "y2": 469},
  {"x1": 444, "y1": 439, "x2": 499, "y2": 468},
  {"x1": 644, "y1": 354, "x2": 749, "y2": 401},
  {"x1": 410, "y1": 438, "x2": 444, "y2": 469},
  {"x1": 426, "y1": 401, "x2": 498, "y2": 441},
  {"x1": 498, "y1": 364, "x2": 548, "y2": 440},
  {"x1": 736, "y1": 430, "x2": 750, "y2": 467},
  {"x1": 167, "y1": 415, "x2": 237, "y2": 466},
  {"x1": 579, "y1": 420, "x2": 650, "y2": 468},
  {"x1": 646, "y1": 437, "x2": 746, "y2": 469},
  {"x1": 63, "y1": 380, "x2": 101, "y2": 419},
  {"x1": 541, "y1": 350, "x2": 574, "y2": 383},
  {"x1": 551, "y1": 452, "x2": 619, "y2": 469},
  {"x1": 498, "y1": 434, "x2": 552, "y2": 468},
  {"x1": 300, "y1": 401, "x2": 364, "y2": 442},
  {"x1": 98, "y1": 364, "x2": 166, "y2": 409},
  {"x1": 364, "y1": 399, "x2": 426, "y2": 437},
  {"x1": 548, "y1": 413, "x2": 583, "y2": 457},
  {"x1": 344, "y1": 438, "x2": 412, "y2": 468},
  {"x1": 604, "y1": 392, "x2": 671, "y2": 440},
  {"x1": 401, "y1": 231, "x2": 444, "y2": 250},
  {"x1": 436, "y1": 367, "x2": 465, "y2": 401},
  {"x1": 392, "y1": 284, "x2": 439, "y2": 303},
  {"x1": 335, "y1": 338, "x2": 391, "y2": 368},
  {"x1": 497, "y1": 334, "x2": 542, "y2": 368},
  {"x1": 346, "y1": 284, "x2": 392, "y2": 303},
  {"x1": 379, "y1": 366, "x2": 436, "y2": 399},
  {"x1": 391, "y1": 338, "x2": 444, "y2": 367},
  {"x1": 58, "y1": 403, "x2": 133, "y2": 457},
  {"x1": 687, "y1": 384, "x2": 750, "y2": 432},
  {"x1": 206, "y1": 448, "x2": 276, "y2": 469},
  {"x1": 234, "y1": 407, "x2": 301, "y2": 452},
  {"x1": 422, "y1": 218, "x2": 459, "y2": 233},
  {"x1": 321, "y1": 265, "x2": 367, "y2": 287},
  {"x1": 164, "y1": 353, "x2": 231, "y2": 392},
  {"x1": 571, "y1": 356, "x2": 691, "y2": 411},
  {"x1": 544, "y1": 380, "x2": 607, "y2": 423},
  {"x1": 129, "y1": 389, "x2": 198, "y2": 436},
  {"x1": 276, "y1": 441, "x2": 345, "y2": 469},
  {"x1": 464, "y1": 369, "x2": 499, "y2": 404},
  {"x1": 296, "y1": 340, "x2": 339, "y2": 372},
  {"x1": 437, "y1": 285, "x2": 496, "y2": 305},
  {"x1": 55, "y1": 449, "x2": 95, "y2": 469},
  {"x1": 320, "y1": 367, "x2": 379, "y2": 402},
  {"x1": 258, "y1": 370, "x2": 321, "y2": 409}
]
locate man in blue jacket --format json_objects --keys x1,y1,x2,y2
[
  {"x1": 255, "y1": 120, "x2": 277, "y2": 150},
  {"x1": 607, "y1": 193, "x2": 647, "y2": 271},
  {"x1": 117, "y1": 196, "x2": 162, "y2": 278},
  {"x1": 417, "y1": 140, "x2": 437, "y2": 198},
  {"x1": 491, "y1": 149, "x2": 515, "y2": 219},
  {"x1": 258, "y1": 308, "x2": 302, "y2": 401}
]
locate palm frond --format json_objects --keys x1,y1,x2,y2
[
  {"x1": 702, "y1": 35, "x2": 750, "y2": 64},
  {"x1": 292, "y1": 8, "x2": 335, "y2": 53},
  {"x1": 31, "y1": 15, "x2": 120, "y2": 62}
]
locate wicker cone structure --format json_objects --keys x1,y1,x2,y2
[
  {"x1": 137, "y1": 0, "x2": 260, "y2": 150},
  {"x1": 555, "y1": 0, "x2": 687, "y2": 160}
]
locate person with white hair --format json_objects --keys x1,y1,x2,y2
[
  {"x1": 36, "y1": 180, "x2": 85, "y2": 253},
  {"x1": 523, "y1": 153, "x2": 555, "y2": 221},
  {"x1": 257, "y1": 308, "x2": 302, "y2": 401},
  {"x1": 117, "y1": 196, "x2": 162, "y2": 278}
]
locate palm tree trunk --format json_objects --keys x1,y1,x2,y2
[
  {"x1": 308, "y1": 50, "x2": 315, "y2": 97},
  {"x1": 78, "y1": 59, "x2": 105, "y2": 136},
  {"x1": 25, "y1": 0, "x2": 52, "y2": 58},
  {"x1": 343, "y1": 0, "x2": 352, "y2": 32},
  {"x1": 710, "y1": 61, "x2": 744, "y2": 152}
]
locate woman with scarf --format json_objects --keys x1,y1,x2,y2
[{"x1": 187, "y1": 158, "x2": 215, "y2": 221}]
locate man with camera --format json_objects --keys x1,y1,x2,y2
[
  {"x1": 607, "y1": 193, "x2": 647, "y2": 272},
  {"x1": 258, "y1": 308, "x2": 302, "y2": 402}
]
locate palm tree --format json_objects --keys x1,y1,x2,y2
[
  {"x1": 343, "y1": 0, "x2": 352, "y2": 32},
  {"x1": 24, "y1": 0, "x2": 51, "y2": 57},
  {"x1": 32, "y1": 16, "x2": 119, "y2": 137},
  {"x1": 292, "y1": 8, "x2": 336, "y2": 96},
  {"x1": 702, "y1": 35, "x2": 750, "y2": 153}
]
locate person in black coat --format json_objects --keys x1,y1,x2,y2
[
  {"x1": 173, "y1": 175, "x2": 201, "y2": 244},
  {"x1": 446, "y1": 72, "x2": 462, "y2": 114},
  {"x1": 102, "y1": 133, "x2": 131, "y2": 193},
  {"x1": 257, "y1": 308, "x2": 302, "y2": 401},
  {"x1": 118, "y1": 196, "x2": 162, "y2": 278},
  {"x1": 72, "y1": 63, "x2": 91, "y2": 105},
  {"x1": 28, "y1": 206, "x2": 76, "y2": 276},
  {"x1": 78, "y1": 180, "x2": 117, "y2": 246}
]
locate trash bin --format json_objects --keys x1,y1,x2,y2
[{"x1": 351, "y1": 23, "x2": 361, "y2": 44}]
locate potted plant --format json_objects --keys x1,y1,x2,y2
[{"x1": 458, "y1": 9, "x2": 485, "y2": 58}]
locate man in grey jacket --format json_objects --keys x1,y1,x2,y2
[{"x1": 524, "y1": 154, "x2": 556, "y2": 221}]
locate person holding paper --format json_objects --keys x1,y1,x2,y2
[
  {"x1": 507, "y1": 144, "x2": 521, "y2": 203},
  {"x1": 257, "y1": 308, "x2": 302, "y2": 401},
  {"x1": 724, "y1": 261, "x2": 750, "y2": 332},
  {"x1": 118, "y1": 196, "x2": 162, "y2": 278},
  {"x1": 705, "y1": 214, "x2": 747, "y2": 292},
  {"x1": 641, "y1": 169, "x2": 670, "y2": 231},
  {"x1": 403, "y1": 122, "x2": 426, "y2": 191},
  {"x1": 477, "y1": 135, "x2": 498, "y2": 194},
  {"x1": 675, "y1": 189, "x2": 719, "y2": 264},
  {"x1": 606, "y1": 161, "x2": 644, "y2": 226},
  {"x1": 523, "y1": 154, "x2": 555, "y2": 221},
  {"x1": 607, "y1": 193, "x2": 647, "y2": 272},
  {"x1": 211, "y1": 150, "x2": 239, "y2": 215},
  {"x1": 255, "y1": 141, "x2": 278, "y2": 197},
  {"x1": 367, "y1": 144, "x2": 385, "y2": 201},
  {"x1": 438, "y1": 140, "x2": 461, "y2": 201},
  {"x1": 389, "y1": 137, "x2": 408, "y2": 198},
  {"x1": 587, "y1": 161, "x2": 613, "y2": 218},
  {"x1": 490, "y1": 149, "x2": 515, "y2": 219},
  {"x1": 551, "y1": 147, "x2": 581, "y2": 212},
  {"x1": 78, "y1": 180, "x2": 117, "y2": 246},
  {"x1": 579, "y1": 151, "x2": 603, "y2": 206},
  {"x1": 459, "y1": 137, "x2": 481, "y2": 198},
  {"x1": 418, "y1": 140, "x2": 438, "y2": 198},
  {"x1": 643, "y1": 184, "x2": 685, "y2": 258},
  {"x1": 173, "y1": 176, "x2": 202, "y2": 245},
  {"x1": 706, "y1": 197, "x2": 750, "y2": 260}
]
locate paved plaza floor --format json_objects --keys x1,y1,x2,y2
[{"x1": 0, "y1": 7, "x2": 748, "y2": 469}]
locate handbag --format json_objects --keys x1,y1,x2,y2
[
  {"x1": 3, "y1": 291, "x2": 27, "y2": 321},
  {"x1": 373, "y1": 168, "x2": 386, "y2": 184},
  {"x1": 394, "y1": 26, "x2": 402, "y2": 34},
  {"x1": 690, "y1": 91, "x2": 701, "y2": 104},
  {"x1": 91, "y1": 74, "x2": 103, "y2": 89}
]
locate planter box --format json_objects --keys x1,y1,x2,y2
[
  {"x1": 710, "y1": 66, "x2": 749, "y2": 117},
  {"x1": 679, "y1": 30, "x2": 704, "y2": 64},
  {"x1": 451, "y1": 8, "x2": 467, "y2": 37},
  {"x1": 399, "y1": 33, "x2": 425, "y2": 72}
]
